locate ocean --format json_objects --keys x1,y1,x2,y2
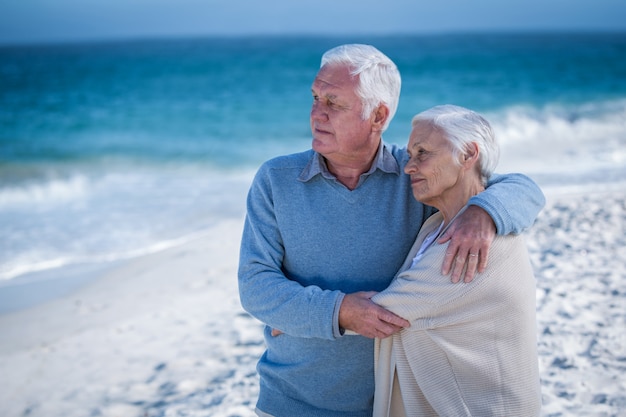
[{"x1": 1, "y1": 33, "x2": 625, "y2": 297}]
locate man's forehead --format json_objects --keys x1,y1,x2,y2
[
  {"x1": 311, "y1": 78, "x2": 340, "y2": 93},
  {"x1": 312, "y1": 64, "x2": 355, "y2": 92}
]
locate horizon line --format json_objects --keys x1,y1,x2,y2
[{"x1": 1, "y1": 28, "x2": 625, "y2": 48}]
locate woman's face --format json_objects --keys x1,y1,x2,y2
[{"x1": 404, "y1": 122, "x2": 463, "y2": 207}]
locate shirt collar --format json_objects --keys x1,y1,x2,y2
[{"x1": 298, "y1": 141, "x2": 401, "y2": 183}]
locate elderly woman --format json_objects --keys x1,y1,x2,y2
[{"x1": 371, "y1": 105, "x2": 541, "y2": 416}]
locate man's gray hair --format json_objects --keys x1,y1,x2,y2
[{"x1": 321, "y1": 44, "x2": 401, "y2": 132}]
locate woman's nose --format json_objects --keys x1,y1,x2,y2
[{"x1": 404, "y1": 159, "x2": 416, "y2": 174}]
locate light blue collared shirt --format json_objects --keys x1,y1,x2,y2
[{"x1": 298, "y1": 141, "x2": 401, "y2": 189}]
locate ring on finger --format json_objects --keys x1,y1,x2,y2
[{"x1": 469, "y1": 253, "x2": 478, "y2": 257}]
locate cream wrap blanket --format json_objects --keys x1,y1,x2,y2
[{"x1": 371, "y1": 212, "x2": 541, "y2": 417}]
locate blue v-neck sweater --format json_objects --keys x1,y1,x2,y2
[{"x1": 238, "y1": 143, "x2": 544, "y2": 417}]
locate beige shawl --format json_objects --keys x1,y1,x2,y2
[{"x1": 371, "y1": 212, "x2": 541, "y2": 416}]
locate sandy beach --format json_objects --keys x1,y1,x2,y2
[{"x1": 0, "y1": 186, "x2": 625, "y2": 417}]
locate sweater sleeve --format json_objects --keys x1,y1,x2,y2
[
  {"x1": 470, "y1": 173, "x2": 545, "y2": 235},
  {"x1": 372, "y1": 234, "x2": 533, "y2": 325},
  {"x1": 237, "y1": 163, "x2": 342, "y2": 341}
]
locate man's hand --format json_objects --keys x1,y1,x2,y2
[
  {"x1": 339, "y1": 291, "x2": 410, "y2": 339},
  {"x1": 437, "y1": 205, "x2": 496, "y2": 283}
]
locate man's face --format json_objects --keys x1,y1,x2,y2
[{"x1": 310, "y1": 64, "x2": 377, "y2": 162}]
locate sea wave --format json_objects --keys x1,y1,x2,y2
[
  {"x1": 0, "y1": 167, "x2": 251, "y2": 283},
  {"x1": 0, "y1": 228, "x2": 212, "y2": 282},
  {"x1": 487, "y1": 99, "x2": 626, "y2": 176},
  {"x1": 0, "y1": 173, "x2": 90, "y2": 207},
  {"x1": 492, "y1": 99, "x2": 626, "y2": 143}
]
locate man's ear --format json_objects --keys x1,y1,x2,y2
[{"x1": 372, "y1": 104, "x2": 390, "y2": 132}]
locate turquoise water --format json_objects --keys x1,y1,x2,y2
[{"x1": 1, "y1": 33, "x2": 625, "y2": 283}]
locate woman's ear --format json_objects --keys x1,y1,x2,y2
[{"x1": 462, "y1": 142, "x2": 480, "y2": 167}]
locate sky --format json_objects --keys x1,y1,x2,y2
[{"x1": 0, "y1": 0, "x2": 625, "y2": 45}]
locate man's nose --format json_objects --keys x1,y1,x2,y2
[{"x1": 310, "y1": 102, "x2": 328, "y2": 120}]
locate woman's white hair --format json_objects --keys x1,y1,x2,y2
[
  {"x1": 321, "y1": 44, "x2": 401, "y2": 132},
  {"x1": 412, "y1": 104, "x2": 500, "y2": 183}
]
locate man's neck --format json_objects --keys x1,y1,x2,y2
[{"x1": 325, "y1": 149, "x2": 379, "y2": 190}]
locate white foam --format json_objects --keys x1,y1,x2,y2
[
  {"x1": 0, "y1": 167, "x2": 252, "y2": 283},
  {"x1": 489, "y1": 99, "x2": 626, "y2": 177},
  {"x1": 0, "y1": 228, "x2": 214, "y2": 282},
  {"x1": 0, "y1": 174, "x2": 90, "y2": 207}
]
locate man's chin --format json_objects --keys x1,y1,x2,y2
[{"x1": 311, "y1": 138, "x2": 325, "y2": 152}]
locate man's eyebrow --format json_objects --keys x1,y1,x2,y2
[{"x1": 311, "y1": 89, "x2": 339, "y2": 101}]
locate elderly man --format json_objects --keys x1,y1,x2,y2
[{"x1": 238, "y1": 44, "x2": 544, "y2": 417}]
